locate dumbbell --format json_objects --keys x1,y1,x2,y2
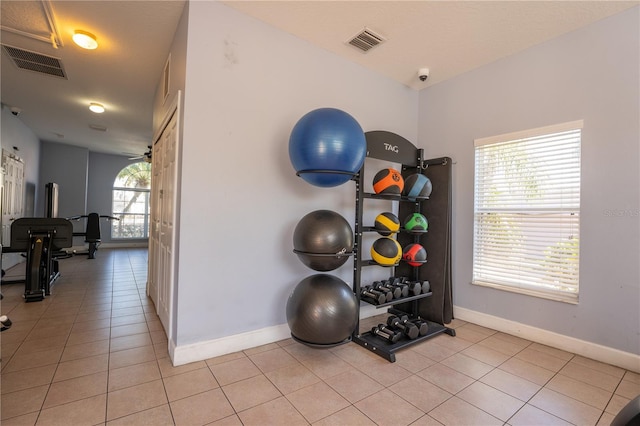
[
  {"x1": 371, "y1": 325, "x2": 401, "y2": 343},
  {"x1": 368, "y1": 283, "x2": 393, "y2": 302},
  {"x1": 387, "y1": 315, "x2": 419, "y2": 340},
  {"x1": 406, "y1": 281, "x2": 422, "y2": 296},
  {"x1": 409, "y1": 318, "x2": 429, "y2": 336},
  {"x1": 373, "y1": 281, "x2": 401, "y2": 300},
  {"x1": 419, "y1": 280, "x2": 430, "y2": 293},
  {"x1": 387, "y1": 277, "x2": 410, "y2": 298},
  {"x1": 360, "y1": 288, "x2": 386, "y2": 305},
  {"x1": 366, "y1": 285, "x2": 392, "y2": 303}
]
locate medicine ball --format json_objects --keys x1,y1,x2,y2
[
  {"x1": 374, "y1": 212, "x2": 400, "y2": 236},
  {"x1": 372, "y1": 168, "x2": 404, "y2": 195},
  {"x1": 371, "y1": 237, "x2": 402, "y2": 266},
  {"x1": 404, "y1": 213, "x2": 428, "y2": 232},
  {"x1": 402, "y1": 243, "x2": 427, "y2": 267},
  {"x1": 403, "y1": 173, "x2": 432, "y2": 200}
]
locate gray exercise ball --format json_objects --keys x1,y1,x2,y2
[
  {"x1": 286, "y1": 274, "x2": 358, "y2": 346},
  {"x1": 293, "y1": 210, "x2": 353, "y2": 271}
]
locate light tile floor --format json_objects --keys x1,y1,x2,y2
[{"x1": 1, "y1": 248, "x2": 638, "y2": 425}]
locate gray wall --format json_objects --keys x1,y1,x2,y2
[
  {"x1": 418, "y1": 7, "x2": 639, "y2": 354},
  {"x1": 38, "y1": 142, "x2": 146, "y2": 245},
  {"x1": 1, "y1": 106, "x2": 41, "y2": 210},
  {"x1": 169, "y1": 1, "x2": 418, "y2": 347},
  {"x1": 38, "y1": 142, "x2": 88, "y2": 220},
  {"x1": 88, "y1": 152, "x2": 148, "y2": 244},
  {"x1": 0, "y1": 106, "x2": 41, "y2": 268}
]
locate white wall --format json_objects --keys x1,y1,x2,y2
[
  {"x1": 418, "y1": 7, "x2": 639, "y2": 355},
  {"x1": 174, "y1": 1, "x2": 418, "y2": 347}
]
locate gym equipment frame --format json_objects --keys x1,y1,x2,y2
[{"x1": 350, "y1": 131, "x2": 456, "y2": 362}]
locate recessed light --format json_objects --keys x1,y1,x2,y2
[
  {"x1": 73, "y1": 30, "x2": 98, "y2": 50},
  {"x1": 89, "y1": 102, "x2": 105, "y2": 113}
]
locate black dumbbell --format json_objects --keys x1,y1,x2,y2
[
  {"x1": 391, "y1": 280, "x2": 410, "y2": 298},
  {"x1": 367, "y1": 285, "x2": 392, "y2": 303},
  {"x1": 419, "y1": 281, "x2": 430, "y2": 293},
  {"x1": 360, "y1": 288, "x2": 386, "y2": 305},
  {"x1": 406, "y1": 281, "x2": 422, "y2": 296},
  {"x1": 409, "y1": 318, "x2": 429, "y2": 336},
  {"x1": 374, "y1": 281, "x2": 401, "y2": 300},
  {"x1": 369, "y1": 282, "x2": 394, "y2": 302},
  {"x1": 387, "y1": 278, "x2": 409, "y2": 298},
  {"x1": 387, "y1": 315, "x2": 419, "y2": 339},
  {"x1": 371, "y1": 325, "x2": 401, "y2": 343}
]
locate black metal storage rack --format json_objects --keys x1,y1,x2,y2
[{"x1": 351, "y1": 131, "x2": 455, "y2": 362}]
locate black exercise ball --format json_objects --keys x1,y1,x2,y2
[
  {"x1": 286, "y1": 274, "x2": 358, "y2": 346},
  {"x1": 293, "y1": 210, "x2": 353, "y2": 271}
]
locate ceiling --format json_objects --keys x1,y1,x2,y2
[{"x1": 1, "y1": 1, "x2": 637, "y2": 158}]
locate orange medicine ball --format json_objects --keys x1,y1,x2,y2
[{"x1": 372, "y1": 168, "x2": 404, "y2": 194}]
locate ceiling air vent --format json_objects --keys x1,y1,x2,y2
[
  {"x1": 2, "y1": 44, "x2": 67, "y2": 79},
  {"x1": 89, "y1": 124, "x2": 107, "y2": 132},
  {"x1": 347, "y1": 28, "x2": 385, "y2": 52}
]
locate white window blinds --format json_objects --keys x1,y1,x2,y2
[{"x1": 473, "y1": 121, "x2": 582, "y2": 303}]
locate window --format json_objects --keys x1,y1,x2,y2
[
  {"x1": 473, "y1": 121, "x2": 582, "y2": 303},
  {"x1": 112, "y1": 162, "x2": 151, "y2": 239}
]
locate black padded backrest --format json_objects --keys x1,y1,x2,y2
[
  {"x1": 10, "y1": 218, "x2": 74, "y2": 250},
  {"x1": 84, "y1": 213, "x2": 101, "y2": 242}
]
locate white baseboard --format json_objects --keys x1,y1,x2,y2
[
  {"x1": 171, "y1": 303, "x2": 383, "y2": 366},
  {"x1": 454, "y1": 306, "x2": 640, "y2": 373},
  {"x1": 172, "y1": 323, "x2": 292, "y2": 366}
]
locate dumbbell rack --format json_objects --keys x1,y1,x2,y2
[{"x1": 351, "y1": 131, "x2": 455, "y2": 362}]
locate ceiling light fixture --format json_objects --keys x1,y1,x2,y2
[
  {"x1": 89, "y1": 102, "x2": 105, "y2": 113},
  {"x1": 73, "y1": 30, "x2": 98, "y2": 50}
]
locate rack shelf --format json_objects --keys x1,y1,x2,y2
[
  {"x1": 353, "y1": 320, "x2": 455, "y2": 363},
  {"x1": 360, "y1": 291, "x2": 433, "y2": 308}
]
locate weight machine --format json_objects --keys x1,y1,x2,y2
[
  {"x1": 67, "y1": 213, "x2": 119, "y2": 259},
  {"x1": 2, "y1": 218, "x2": 73, "y2": 302}
]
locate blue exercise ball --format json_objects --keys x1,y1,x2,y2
[
  {"x1": 286, "y1": 274, "x2": 358, "y2": 346},
  {"x1": 289, "y1": 108, "x2": 366, "y2": 187}
]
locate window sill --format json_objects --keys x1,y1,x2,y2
[{"x1": 472, "y1": 280, "x2": 579, "y2": 305}]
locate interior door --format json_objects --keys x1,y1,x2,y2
[
  {"x1": 147, "y1": 92, "x2": 180, "y2": 343},
  {"x1": 157, "y1": 110, "x2": 178, "y2": 335},
  {"x1": 1, "y1": 151, "x2": 24, "y2": 246}
]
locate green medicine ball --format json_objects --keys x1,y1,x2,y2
[{"x1": 403, "y1": 213, "x2": 428, "y2": 232}]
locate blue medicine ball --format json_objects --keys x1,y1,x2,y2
[{"x1": 289, "y1": 108, "x2": 366, "y2": 187}]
